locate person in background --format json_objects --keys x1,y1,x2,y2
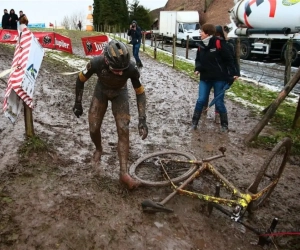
[
  {"x1": 192, "y1": 23, "x2": 239, "y2": 132},
  {"x1": 127, "y1": 20, "x2": 143, "y2": 67},
  {"x1": 1, "y1": 9, "x2": 10, "y2": 29},
  {"x1": 72, "y1": 39, "x2": 148, "y2": 189},
  {"x1": 18, "y1": 10, "x2": 28, "y2": 26},
  {"x1": 78, "y1": 20, "x2": 82, "y2": 31},
  {"x1": 8, "y1": 9, "x2": 18, "y2": 30}
]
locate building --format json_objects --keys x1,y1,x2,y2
[{"x1": 86, "y1": 5, "x2": 93, "y2": 31}]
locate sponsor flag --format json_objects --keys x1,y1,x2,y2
[{"x1": 2, "y1": 26, "x2": 44, "y2": 123}]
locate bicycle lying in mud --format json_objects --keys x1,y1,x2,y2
[{"x1": 129, "y1": 137, "x2": 292, "y2": 246}]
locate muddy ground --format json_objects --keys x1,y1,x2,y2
[{"x1": 0, "y1": 38, "x2": 299, "y2": 250}]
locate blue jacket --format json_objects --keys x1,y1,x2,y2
[{"x1": 127, "y1": 26, "x2": 142, "y2": 45}]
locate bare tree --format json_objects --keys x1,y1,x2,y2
[
  {"x1": 70, "y1": 11, "x2": 85, "y2": 30},
  {"x1": 61, "y1": 16, "x2": 70, "y2": 30},
  {"x1": 61, "y1": 11, "x2": 85, "y2": 30}
]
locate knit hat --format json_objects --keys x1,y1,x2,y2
[{"x1": 132, "y1": 20, "x2": 137, "y2": 24}]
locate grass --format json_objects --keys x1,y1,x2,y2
[{"x1": 18, "y1": 135, "x2": 50, "y2": 157}]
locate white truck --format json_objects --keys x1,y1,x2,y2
[
  {"x1": 226, "y1": 0, "x2": 300, "y2": 66},
  {"x1": 158, "y1": 11, "x2": 201, "y2": 47}
]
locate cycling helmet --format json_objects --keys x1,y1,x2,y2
[{"x1": 104, "y1": 39, "x2": 130, "y2": 70}]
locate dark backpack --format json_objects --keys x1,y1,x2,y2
[{"x1": 216, "y1": 38, "x2": 240, "y2": 77}]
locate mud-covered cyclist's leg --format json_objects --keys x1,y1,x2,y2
[
  {"x1": 112, "y1": 88, "x2": 140, "y2": 189},
  {"x1": 88, "y1": 84, "x2": 108, "y2": 163},
  {"x1": 112, "y1": 88, "x2": 130, "y2": 175}
]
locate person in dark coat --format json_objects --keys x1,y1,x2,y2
[
  {"x1": 192, "y1": 23, "x2": 239, "y2": 132},
  {"x1": 1, "y1": 9, "x2": 10, "y2": 29},
  {"x1": 8, "y1": 9, "x2": 18, "y2": 30},
  {"x1": 18, "y1": 10, "x2": 28, "y2": 26}
]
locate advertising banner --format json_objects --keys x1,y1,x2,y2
[
  {"x1": 3, "y1": 26, "x2": 44, "y2": 123},
  {"x1": 33, "y1": 32, "x2": 55, "y2": 49},
  {"x1": 0, "y1": 30, "x2": 73, "y2": 54},
  {"x1": 81, "y1": 35, "x2": 110, "y2": 56},
  {"x1": 54, "y1": 33, "x2": 73, "y2": 54},
  {"x1": 0, "y1": 29, "x2": 19, "y2": 43}
]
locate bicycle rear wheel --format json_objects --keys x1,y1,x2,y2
[
  {"x1": 129, "y1": 150, "x2": 197, "y2": 187},
  {"x1": 247, "y1": 137, "x2": 292, "y2": 212}
]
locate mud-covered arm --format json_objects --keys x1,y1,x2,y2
[
  {"x1": 75, "y1": 60, "x2": 95, "y2": 103},
  {"x1": 73, "y1": 60, "x2": 96, "y2": 118},
  {"x1": 131, "y1": 70, "x2": 148, "y2": 139}
]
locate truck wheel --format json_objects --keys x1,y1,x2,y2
[
  {"x1": 181, "y1": 40, "x2": 186, "y2": 48},
  {"x1": 240, "y1": 40, "x2": 251, "y2": 60},
  {"x1": 283, "y1": 43, "x2": 300, "y2": 67}
]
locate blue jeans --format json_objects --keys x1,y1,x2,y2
[
  {"x1": 194, "y1": 80, "x2": 227, "y2": 114},
  {"x1": 132, "y1": 43, "x2": 141, "y2": 63}
]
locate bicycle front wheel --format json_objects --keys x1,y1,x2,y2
[
  {"x1": 247, "y1": 137, "x2": 292, "y2": 212},
  {"x1": 129, "y1": 150, "x2": 197, "y2": 187}
]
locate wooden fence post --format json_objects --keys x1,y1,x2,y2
[
  {"x1": 154, "y1": 35, "x2": 157, "y2": 59},
  {"x1": 142, "y1": 32, "x2": 145, "y2": 52},
  {"x1": 186, "y1": 35, "x2": 189, "y2": 59},
  {"x1": 151, "y1": 34, "x2": 153, "y2": 47},
  {"x1": 284, "y1": 39, "x2": 293, "y2": 86},
  {"x1": 172, "y1": 34, "x2": 176, "y2": 68}
]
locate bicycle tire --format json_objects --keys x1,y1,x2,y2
[
  {"x1": 129, "y1": 150, "x2": 197, "y2": 187},
  {"x1": 247, "y1": 137, "x2": 292, "y2": 212}
]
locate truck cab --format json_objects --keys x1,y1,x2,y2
[{"x1": 177, "y1": 22, "x2": 201, "y2": 47}]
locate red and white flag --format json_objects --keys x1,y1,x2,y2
[{"x1": 3, "y1": 24, "x2": 44, "y2": 123}]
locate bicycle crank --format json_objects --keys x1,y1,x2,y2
[{"x1": 141, "y1": 199, "x2": 174, "y2": 213}]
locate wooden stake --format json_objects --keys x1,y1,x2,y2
[{"x1": 23, "y1": 102, "x2": 34, "y2": 137}]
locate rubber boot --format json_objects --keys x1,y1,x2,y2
[
  {"x1": 220, "y1": 113, "x2": 229, "y2": 132},
  {"x1": 192, "y1": 110, "x2": 201, "y2": 130}
]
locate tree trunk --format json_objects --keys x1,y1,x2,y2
[{"x1": 244, "y1": 67, "x2": 300, "y2": 144}]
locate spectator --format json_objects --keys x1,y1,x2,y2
[
  {"x1": 1, "y1": 9, "x2": 10, "y2": 29},
  {"x1": 19, "y1": 10, "x2": 28, "y2": 26},
  {"x1": 192, "y1": 23, "x2": 239, "y2": 132},
  {"x1": 9, "y1": 9, "x2": 18, "y2": 30},
  {"x1": 127, "y1": 20, "x2": 143, "y2": 67},
  {"x1": 77, "y1": 20, "x2": 82, "y2": 31}
]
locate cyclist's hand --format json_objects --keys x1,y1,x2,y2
[
  {"x1": 138, "y1": 117, "x2": 148, "y2": 140},
  {"x1": 73, "y1": 102, "x2": 83, "y2": 118},
  {"x1": 194, "y1": 71, "x2": 199, "y2": 76}
]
